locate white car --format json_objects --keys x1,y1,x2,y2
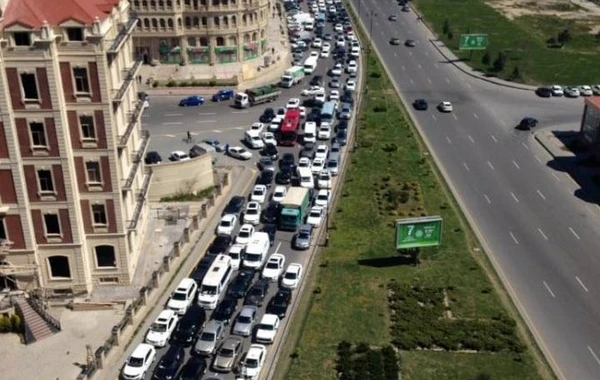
[
  {"x1": 243, "y1": 201, "x2": 262, "y2": 225},
  {"x1": 334, "y1": 23, "x2": 343, "y2": 33},
  {"x1": 437, "y1": 101, "x2": 453, "y2": 112},
  {"x1": 317, "y1": 170, "x2": 332, "y2": 189},
  {"x1": 240, "y1": 344, "x2": 267, "y2": 380},
  {"x1": 312, "y1": 38, "x2": 323, "y2": 48},
  {"x1": 302, "y1": 86, "x2": 326, "y2": 96},
  {"x1": 262, "y1": 253, "x2": 286, "y2": 281},
  {"x1": 306, "y1": 206, "x2": 325, "y2": 227},
  {"x1": 336, "y1": 36, "x2": 346, "y2": 47},
  {"x1": 345, "y1": 79, "x2": 357, "y2": 91},
  {"x1": 167, "y1": 278, "x2": 197, "y2": 315},
  {"x1": 228, "y1": 146, "x2": 252, "y2": 160},
  {"x1": 329, "y1": 90, "x2": 340, "y2": 101},
  {"x1": 250, "y1": 122, "x2": 265, "y2": 134},
  {"x1": 551, "y1": 85, "x2": 564, "y2": 96},
  {"x1": 311, "y1": 157, "x2": 325, "y2": 174},
  {"x1": 122, "y1": 343, "x2": 156, "y2": 380},
  {"x1": 330, "y1": 63, "x2": 343, "y2": 76},
  {"x1": 145, "y1": 309, "x2": 178, "y2": 347},
  {"x1": 309, "y1": 50, "x2": 319, "y2": 58},
  {"x1": 281, "y1": 263, "x2": 303, "y2": 289},
  {"x1": 579, "y1": 85, "x2": 593, "y2": 96},
  {"x1": 322, "y1": 41, "x2": 331, "y2": 50},
  {"x1": 262, "y1": 132, "x2": 277, "y2": 146},
  {"x1": 298, "y1": 157, "x2": 311, "y2": 168},
  {"x1": 315, "y1": 93, "x2": 326, "y2": 103},
  {"x1": 250, "y1": 185, "x2": 268, "y2": 204},
  {"x1": 346, "y1": 60, "x2": 358, "y2": 74},
  {"x1": 318, "y1": 124, "x2": 332, "y2": 140},
  {"x1": 255, "y1": 314, "x2": 280, "y2": 344},
  {"x1": 315, "y1": 144, "x2": 329, "y2": 160},
  {"x1": 269, "y1": 119, "x2": 282, "y2": 132},
  {"x1": 169, "y1": 151, "x2": 190, "y2": 162},
  {"x1": 236, "y1": 224, "x2": 255, "y2": 245},
  {"x1": 315, "y1": 189, "x2": 332, "y2": 208},
  {"x1": 228, "y1": 243, "x2": 244, "y2": 270},
  {"x1": 216, "y1": 214, "x2": 238, "y2": 236},
  {"x1": 272, "y1": 186, "x2": 287, "y2": 203},
  {"x1": 320, "y1": 46, "x2": 331, "y2": 58},
  {"x1": 286, "y1": 98, "x2": 301, "y2": 109},
  {"x1": 565, "y1": 86, "x2": 580, "y2": 97},
  {"x1": 299, "y1": 106, "x2": 307, "y2": 118}
]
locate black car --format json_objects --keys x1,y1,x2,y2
[
  {"x1": 336, "y1": 120, "x2": 349, "y2": 132},
  {"x1": 212, "y1": 297, "x2": 238, "y2": 325},
  {"x1": 307, "y1": 109, "x2": 322, "y2": 124},
  {"x1": 299, "y1": 145, "x2": 315, "y2": 160},
  {"x1": 340, "y1": 90, "x2": 354, "y2": 105},
  {"x1": 262, "y1": 144, "x2": 279, "y2": 160},
  {"x1": 208, "y1": 235, "x2": 232, "y2": 255},
  {"x1": 227, "y1": 270, "x2": 255, "y2": 298},
  {"x1": 244, "y1": 279, "x2": 270, "y2": 307},
  {"x1": 223, "y1": 196, "x2": 245, "y2": 216},
  {"x1": 536, "y1": 87, "x2": 553, "y2": 98},
  {"x1": 259, "y1": 108, "x2": 276, "y2": 123},
  {"x1": 335, "y1": 129, "x2": 348, "y2": 146},
  {"x1": 191, "y1": 255, "x2": 216, "y2": 284},
  {"x1": 310, "y1": 75, "x2": 324, "y2": 86},
  {"x1": 516, "y1": 117, "x2": 539, "y2": 131},
  {"x1": 280, "y1": 153, "x2": 296, "y2": 170},
  {"x1": 262, "y1": 202, "x2": 281, "y2": 224},
  {"x1": 176, "y1": 357, "x2": 207, "y2": 380},
  {"x1": 145, "y1": 151, "x2": 162, "y2": 165},
  {"x1": 256, "y1": 170, "x2": 274, "y2": 188},
  {"x1": 171, "y1": 305, "x2": 206, "y2": 346},
  {"x1": 413, "y1": 99, "x2": 428, "y2": 111},
  {"x1": 405, "y1": 39, "x2": 417, "y2": 47},
  {"x1": 323, "y1": 33, "x2": 333, "y2": 41},
  {"x1": 152, "y1": 345, "x2": 185, "y2": 380},
  {"x1": 262, "y1": 224, "x2": 277, "y2": 247},
  {"x1": 267, "y1": 289, "x2": 292, "y2": 319},
  {"x1": 276, "y1": 166, "x2": 293, "y2": 184},
  {"x1": 303, "y1": 97, "x2": 324, "y2": 108}
]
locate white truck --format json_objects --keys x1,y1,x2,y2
[{"x1": 280, "y1": 66, "x2": 305, "y2": 88}]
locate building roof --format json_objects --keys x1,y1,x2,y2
[
  {"x1": 0, "y1": 0, "x2": 120, "y2": 30},
  {"x1": 586, "y1": 96, "x2": 600, "y2": 110}
]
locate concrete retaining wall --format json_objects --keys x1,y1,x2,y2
[{"x1": 147, "y1": 154, "x2": 214, "y2": 201}]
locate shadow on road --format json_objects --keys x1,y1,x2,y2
[{"x1": 357, "y1": 254, "x2": 418, "y2": 268}]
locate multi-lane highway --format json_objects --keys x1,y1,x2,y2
[{"x1": 351, "y1": 1, "x2": 600, "y2": 379}]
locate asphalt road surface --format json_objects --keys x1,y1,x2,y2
[{"x1": 351, "y1": 0, "x2": 600, "y2": 379}]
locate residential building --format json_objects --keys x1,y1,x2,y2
[
  {"x1": 0, "y1": 0, "x2": 150, "y2": 294},
  {"x1": 131, "y1": 0, "x2": 271, "y2": 65},
  {"x1": 580, "y1": 97, "x2": 600, "y2": 152}
]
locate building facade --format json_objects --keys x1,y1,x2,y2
[
  {"x1": 580, "y1": 97, "x2": 600, "y2": 150},
  {"x1": 0, "y1": 0, "x2": 150, "y2": 294},
  {"x1": 131, "y1": 0, "x2": 271, "y2": 65}
]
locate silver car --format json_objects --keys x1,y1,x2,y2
[
  {"x1": 194, "y1": 320, "x2": 224, "y2": 356},
  {"x1": 212, "y1": 337, "x2": 244, "y2": 373},
  {"x1": 232, "y1": 305, "x2": 258, "y2": 337},
  {"x1": 294, "y1": 224, "x2": 314, "y2": 250}
]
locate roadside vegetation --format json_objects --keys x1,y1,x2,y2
[
  {"x1": 159, "y1": 186, "x2": 215, "y2": 202},
  {"x1": 413, "y1": 0, "x2": 600, "y2": 85}
]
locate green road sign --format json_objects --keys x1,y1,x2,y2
[
  {"x1": 459, "y1": 34, "x2": 488, "y2": 50},
  {"x1": 395, "y1": 216, "x2": 443, "y2": 249}
]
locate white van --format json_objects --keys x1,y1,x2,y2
[
  {"x1": 245, "y1": 130, "x2": 264, "y2": 149},
  {"x1": 303, "y1": 20, "x2": 314, "y2": 31},
  {"x1": 303, "y1": 56, "x2": 318, "y2": 74},
  {"x1": 243, "y1": 232, "x2": 270, "y2": 270},
  {"x1": 197, "y1": 254, "x2": 233, "y2": 309},
  {"x1": 297, "y1": 167, "x2": 315, "y2": 189},
  {"x1": 350, "y1": 45, "x2": 360, "y2": 58},
  {"x1": 167, "y1": 278, "x2": 197, "y2": 315},
  {"x1": 303, "y1": 122, "x2": 317, "y2": 144}
]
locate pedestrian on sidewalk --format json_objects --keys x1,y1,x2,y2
[{"x1": 186, "y1": 131, "x2": 192, "y2": 144}]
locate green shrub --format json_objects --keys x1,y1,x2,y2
[
  {"x1": 166, "y1": 80, "x2": 177, "y2": 87},
  {"x1": 10, "y1": 314, "x2": 22, "y2": 333},
  {"x1": 0, "y1": 315, "x2": 12, "y2": 333}
]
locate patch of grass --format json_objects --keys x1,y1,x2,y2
[
  {"x1": 413, "y1": 0, "x2": 600, "y2": 84},
  {"x1": 159, "y1": 186, "x2": 214, "y2": 202}
]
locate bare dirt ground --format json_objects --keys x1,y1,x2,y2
[{"x1": 486, "y1": 0, "x2": 600, "y2": 33}]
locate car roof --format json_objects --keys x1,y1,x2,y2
[
  {"x1": 247, "y1": 344, "x2": 267, "y2": 358},
  {"x1": 156, "y1": 309, "x2": 176, "y2": 320},
  {"x1": 240, "y1": 305, "x2": 257, "y2": 314},
  {"x1": 260, "y1": 314, "x2": 279, "y2": 324},
  {"x1": 204, "y1": 320, "x2": 224, "y2": 332},
  {"x1": 131, "y1": 343, "x2": 154, "y2": 358}
]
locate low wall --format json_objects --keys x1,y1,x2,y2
[{"x1": 147, "y1": 154, "x2": 214, "y2": 201}]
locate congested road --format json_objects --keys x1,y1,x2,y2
[
  {"x1": 120, "y1": 1, "x2": 362, "y2": 380},
  {"x1": 351, "y1": 0, "x2": 600, "y2": 379}
]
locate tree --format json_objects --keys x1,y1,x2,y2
[
  {"x1": 596, "y1": 31, "x2": 600, "y2": 43},
  {"x1": 557, "y1": 29, "x2": 572, "y2": 46},
  {"x1": 443, "y1": 19, "x2": 450, "y2": 35},
  {"x1": 511, "y1": 66, "x2": 521, "y2": 80},
  {"x1": 492, "y1": 52, "x2": 507, "y2": 72},
  {"x1": 0, "y1": 315, "x2": 12, "y2": 333},
  {"x1": 10, "y1": 314, "x2": 22, "y2": 333},
  {"x1": 481, "y1": 51, "x2": 491, "y2": 65},
  {"x1": 447, "y1": 31, "x2": 453, "y2": 40}
]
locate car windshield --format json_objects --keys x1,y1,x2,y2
[
  {"x1": 301, "y1": 176, "x2": 312, "y2": 182},
  {"x1": 221, "y1": 220, "x2": 231, "y2": 227},
  {"x1": 220, "y1": 347, "x2": 235, "y2": 357},
  {"x1": 171, "y1": 291, "x2": 187, "y2": 301},
  {"x1": 200, "y1": 285, "x2": 217, "y2": 295},
  {"x1": 238, "y1": 315, "x2": 252, "y2": 324},
  {"x1": 245, "y1": 358, "x2": 259, "y2": 368},
  {"x1": 285, "y1": 272, "x2": 297, "y2": 280},
  {"x1": 239, "y1": 230, "x2": 251, "y2": 238},
  {"x1": 266, "y1": 262, "x2": 279, "y2": 269},
  {"x1": 245, "y1": 253, "x2": 261, "y2": 262},
  {"x1": 230, "y1": 252, "x2": 240, "y2": 259},
  {"x1": 247, "y1": 207, "x2": 258, "y2": 215},
  {"x1": 299, "y1": 232, "x2": 310, "y2": 239},
  {"x1": 200, "y1": 332, "x2": 215, "y2": 341},
  {"x1": 253, "y1": 189, "x2": 264, "y2": 195},
  {"x1": 310, "y1": 211, "x2": 320, "y2": 218},
  {"x1": 127, "y1": 356, "x2": 144, "y2": 367},
  {"x1": 151, "y1": 322, "x2": 167, "y2": 332},
  {"x1": 249, "y1": 287, "x2": 263, "y2": 296},
  {"x1": 259, "y1": 323, "x2": 274, "y2": 331},
  {"x1": 328, "y1": 161, "x2": 337, "y2": 168}
]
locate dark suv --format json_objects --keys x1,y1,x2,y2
[
  {"x1": 516, "y1": 117, "x2": 539, "y2": 131},
  {"x1": 244, "y1": 279, "x2": 270, "y2": 307},
  {"x1": 223, "y1": 196, "x2": 246, "y2": 216}
]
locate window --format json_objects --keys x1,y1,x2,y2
[
  {"x1": 0, "y1": 218, "x2": 7, "y2": 241},
  {"x1": 79, "y1": 115, "x2": 96, "y2": 140},
  {"x1": 13, "y1": 32, "x2": 31, "y2": 46},
  {"x1": 85, "y1": 161, "x2": 102, "y2": 184},
  {"x1": 95, "y1": 245, "x2": 116, "y2": 268},
  {"x1": 20, "y1": 73, "x2": 39, "y2": 100},
  {"x1": 92, "y1": 204, "x2": 107, "y2": 226},
  {"x1": 44, "y1": 214, "x2": 61, "y2": 236},
  {"x1": 73, "y1": 67, "x2": 90, "y2": 93},
  {"x1": 66, "y1": 28, "x2": 84, "y2": 41},
  {"x1": 37, "y1": 169, "x2": 55, "y2": 193},
  {"x1": 29, "y1": 122, "x2": 47, "y2": 147},
  {"x1": 48, "y1": 256, "x2": 70, "y2": 278}
]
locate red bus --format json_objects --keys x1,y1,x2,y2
[{"x1": 278, "y1": 109, "x2": 301, "y2": 146}]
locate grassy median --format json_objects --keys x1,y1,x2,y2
[
  {"x1": 412, "y1": 0, "x2": 600, "y2": 85},
  {"x1": 273, "y1": 33, "x2": 552, "y2": 380}
]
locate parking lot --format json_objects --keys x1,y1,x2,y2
[{"x1": 120, "y1": 0, "x2": 362, "y2": 379}]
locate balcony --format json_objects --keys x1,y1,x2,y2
[
  {"x1": 122, "y1": 130, "x2": 150, "y2": 192},
  {"x1": 112, "y1": 58, "x2": 143, "y2": 104},
  {"x1": 119, "y1": 100, "x2": 146, "y2": 148},
  {"x1": 107, "y1": 16, "x2": 139, "y2": 55},
  {"x1": 128, "y1": 167, "x2": 153, "y2": 230}
]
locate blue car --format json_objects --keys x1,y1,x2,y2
[
  {"x1": 179, "y1": 95, "x2": 205, "y2": 106},
  {"x1": 211, "y1": 89, "x2": 235, "y2": 102}
]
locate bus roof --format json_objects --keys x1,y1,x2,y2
[
  {"x1": 281, "y1": 109, "x2": 301, "y2": 133},
  {"x1": 202, "y1": 254, "x2": 232, "y2": 286}
]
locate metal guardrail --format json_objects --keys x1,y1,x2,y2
[
  {"x1": 107, "y1": 16, "x2": 139, "y2": 55},
  {"x1": 28, "y1": 295, "x2": 62, "y2": 332},
  {"x1": 122, "y1": 130, "x2": 150, "y2": 191},
  {"x1": 119, "y1": 100, "x2": 146, "y2": 148},
  {"x1": 12, "y1": 298, "x2": 35, "y2": 345},
  {"x1": 113, "y1": 58, "x2": 143, "y2": 104},
  {"x1": 128, "y1": 167, "x2": 153, "y2": 230}
]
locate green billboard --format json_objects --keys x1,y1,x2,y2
[
  {"x1": 459, "y1": 34, "x2": 488, "y2": 50},
  {"x1": 395, "y1": 216, "x2": 443, "y2": 249}
]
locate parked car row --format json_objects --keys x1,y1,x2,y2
[{"x1": 536, "y1": 84, "x2": 600, "y2": 98}]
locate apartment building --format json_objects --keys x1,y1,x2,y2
[
  {"x1": 0, "y1": 0, "x2": 150, "y2": 294},
  {"x1": 131, "y1": 0, "x2": 271, "y2": 65}
]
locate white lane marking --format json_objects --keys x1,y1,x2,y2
[
  {"x1": 588, "y1": 346, "x2": 600, "y2": 366},
  {"x1": 431, "y1": 114, "x2": 437, "y2": 121},
  {"x1": 483, "y1": 194, "x2": 491, "y2": 204},
  {"x1": 408, "y1": 51, "x2": 413, "y2": 56},
  {"x1": 509, "y1": 231, "x2": 519, "y2": 244},
  {"x1": 231, "y1": 111, "x2": 249, "y2": 114},
  {"x1": 462, "y1": 162, "x2": 470, "y2": 172},
  {"x1": 199, "y1": 112, "x2": 216, "y2": 115},
  {"x1": 521, "y1": 142, "x2": 529, "y2": 150},
  {"x1": 473, "y1": 113, "x2": 479, "y2": 119},
  {"x1": 510, "y1": 192, "x2": 520, "y2": 203},
  {"x1": 569, "y1": 227, "x2": 581, "y2": 240},
  {"x1": 535, "y1": 156, "x2": 543, "y2": 163},
  {"x1": 446, "y1": 136, "x2": 452, "y2": 145},
  {"x1": 198, "y1": 120, "x2": 217, "y2": 123},
  {"x1": 499, "y1": 119, "x2": 507, "y2": 127},
  {"x1": 543, "y1": 281, "x2": 556, "y2": 298},
  {"x1": 235, "y1": 126, "x2": 245, "y2": 130},
  {"x1": 487, "y1": 161, "x2": 495, "y2": 170},
  {"x1": 164, "y1": 134, "x2": 175, "y2": 137},
  {"x1": 417, "y1": 64, "x2": 422, "y2": 69},
  {"x1": 452, "y1": 114, "x2": 458, "y2": 120},
  {"x1": 394, "y1": 52, "x2": 398, "y2": 57},
  {"x1": 434, "y1": 64, "x2": 439, "y2": 69},
  {"x1": 427, "y1": 78, "x2": 432, "y2": 84},
  {"x1": 512, "y1": 160, "x2": 520, "y2": 170},
  {"x1": 536, "y1": 189, "x2": 546, "y2": 200},
  {"x1": 164, "y1": 113, "x2": 183, "y2": 116},
  {"x1": 490, "y1": 135, "x2": 498, "y2": 143},
  {"x1": 212, "y1": 130, "x2": 222, "y2": 133},
  {"x1": 551, "y1": 172, "x2": 562, "y2": 182},
  {"x1": 445, "y1": 78, "x2": 450, "y2": 83},
  {"x1": 410, "y1": 78, "x2": 414, "y2": 85},
  {"x1": 401, "y1": 65, "x2": 406, "y2": 71},
  {"x1": 467, "y1": 135, "x2": 475, "y2": 143},
  {"x1": 537, "y1": 228, "x2": 548, "y2": 240},
  {"x1": 162, "y1": 122, "x2": 183, "y2": 125},
  {"x1": 576, "y1": 277, "x2": 589, "y2": 293},
  {"x1": 274, "y1": 241, "x2": 282, "y2": 253}
]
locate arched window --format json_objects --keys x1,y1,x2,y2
[
  {"x1": 142, "y1": 0, "x2": 148, "y2": 6},
  {"x1": 95, "y1": 246, "x2": 116, "y2": 268},
  {"x1": 243, "y1": 33, "x2": 249, "y2": 43},
  {"x1": 134, "y1": 0, "x2": 140, "y2": 7},
  {"x1": 201, "y1": 17, "x2": 207, "y2": 26},
  {"x1": 188, "y1": 37, "x2": 196, "y2": 46},
  {"x1": 48, "y1": 256, "x2": 71, "y2": 278},
  {"x1": 177, "y1": 18, "x2": 182, "y2": 28},
  {"x1": 193, "y1": 17, "x2": 199, "y2": 27},
  {"x1": 185, "y1": 17, "x2": 191, "y2": 28},
  {"x1": 143, "y1": 18, "x2": 150, "y2": 29},
  {"x1": 167, "y1": 18, "x2": 174, "y2": 28},
  {"x1": 228, "y1": 35, "x2": 236, "y2": 46},
  {"x1": 242, "y1": 14, "x2": 247, "y2": 25},
  {"x1": 252, "y1": 32, "x2": 257, "y2": 41},
  {"x1": 151, "y1": 18, "x2": 158, "y2": 29},
  {"x1": 216, "y1": 37, "x2": 224, "y2": 46},
  {"x1": 200, "y1": 37, "x2": 209, "y2": 46},
  {"x1": 167, "y1": 0, "x2": 172, "y2": 6},
  {"x1": 159, "y1": 18, "x2": 166, "y2": 29},
  {"x1": 260, "y1": 29, "x2": 265, "y2": 39},
  {"x1": 158, "y1": 0, "x2": 164, "y2": 7},
  {"x1": 214, "y1": 17, "x2": 220, "y2": 28},
  {"x1": 150, "y1": 0, "x2": 156, "y2": 7},
  {"x1": 223, "y1": 17, "x2": 228, "y2": 28},
  {"x1": 231, "y1": 15, "x2": 236, "y2": 26}
]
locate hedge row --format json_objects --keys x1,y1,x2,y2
[
  {"x1": 336, "y1": 341, "x2": 400, "y2": 380},
  {"x1": 0, "y1": 313, "x2": 23, "y2": 334},
  {"x1": 388, "y1": 283, "x2": 525, "y2": 353}
]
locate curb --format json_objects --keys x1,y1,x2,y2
[{"x1": 534, "y1": 132, "x2": 560, "y2": 159}]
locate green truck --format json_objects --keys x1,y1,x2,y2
[
  {"x1": 234, "y1": 85, "x2": 281, "y2": 108},
  {"x1": 279, "y1": 187, "x2": 311, "y2": 231}
]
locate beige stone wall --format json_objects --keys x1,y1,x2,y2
[{"x1": 147, "y1": 154, "x2": 214, "y2": 201}]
